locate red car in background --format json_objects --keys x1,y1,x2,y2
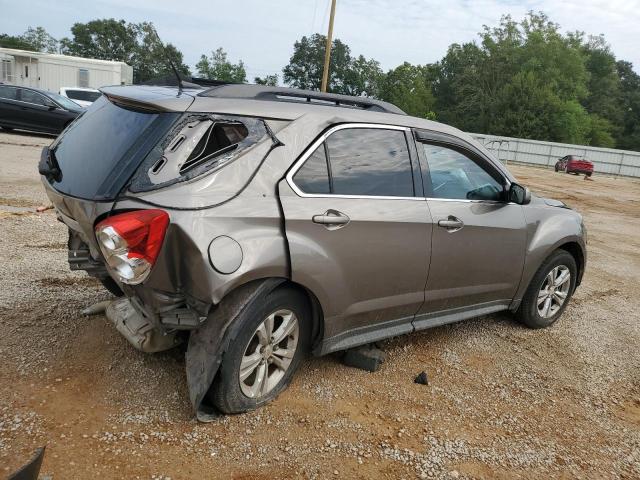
[{"x1": 555, "y1": 155, "x2": 594, "y2": 177}]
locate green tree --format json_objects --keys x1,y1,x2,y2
[
  {"x1": 0, "y1": 34, "x2": 35, "y2": 50},
  {"x1": 20, "y1": 26, "x2": 58, "y2": 53},
  {"x1": 254, "y1": 74, "x2": 278, "y2": 86},
  {"x1": 196, "y1": 48, "x2": 247, "y2": 83},
  {"x1": 60, "y1": 19, "x2": 138, "y2": 64},
  {"x1": 58, "y1": 19, "x2": 189, "y2": 83},
  {"x1": 379, "y1": 62, "x2": 435, "y2": 118},
  {"x1": 0, "y1": 27, "x2": 58, "y2": 52},
  {"x1": 581, "y1": 35, "x2": 623, "y2": 139},
  {"x1": 133, "y1": 22, "x2": 190, "y2": 83},
  {"x1": 615, "y1": 60, "x2": 640, "y2": 150},
  {"x1": 282, "y1": 33, "x2": 381, "y2": 96}
]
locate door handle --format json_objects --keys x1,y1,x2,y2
[
  {"x1": 312, "y1": 209, "x2": 350, "y2": 229},
  {"x1": 438, "y1": 216, "x2": 464, "y2": 232}
]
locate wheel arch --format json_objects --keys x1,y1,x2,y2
[{"x1": 557, "y1": 241, "x2": 585, "y2": 287}]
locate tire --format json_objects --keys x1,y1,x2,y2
[
  {"x1": 100, "y1": 276, "x2": 124, "y2": 297},
  {"x1": 209, "y1": 286, "x2": 310, "y2": 414},
  {"x1": 515, "y1": 249, "x2": 577, "y2": 329},
  {"x1": 554, "y1": 165, "x2": 559, "y2": 172},
  {"x1": 586, "y1": 172, "x2": 592, "y2": 177}
]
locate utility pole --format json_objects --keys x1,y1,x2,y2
[{"x1": 321, "y1": 0, "x2": 337, "y2": 92}]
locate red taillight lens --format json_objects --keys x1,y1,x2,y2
[{"x1": 95, "y1": 209, "x2": 169, "y2": 284}]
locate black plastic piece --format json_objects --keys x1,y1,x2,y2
[
  {"x1": 414, "y1": 371, "x2": 429, "y2": 385},
  {"x1": 159, "y1": 307, "x2": 200, "y2": 329},
  {"x1": 8, "y1": 446, "x2": 45, "y2": 480},
  {"x1": 198, "y1": 84, "x2": 406, "y2": 115},
  {"x1": 342, "y1": 344, "x2": 387, "y2": 372}
]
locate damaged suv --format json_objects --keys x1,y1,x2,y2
[{"x1": 39, "y1": 84, "x2": 586, "y2": 419}]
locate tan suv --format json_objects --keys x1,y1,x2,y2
[{"x1": 39, "y1": 84, "x2": 586, "y2": 419}]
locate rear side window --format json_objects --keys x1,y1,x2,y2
[
  {"x1": 292, "y1": 127, "x2": 414, "y2": 197},
  {"x1": 20, "y1": 89, "x2": 49, "y2": 106},
  {"x1": 128, "y1": 114, "x2": 267, "y2": 193},
  {"x1": 0, "y1": 85, "x2": 17, "y2": 100},
  {"x1": 66, "y1": 90, "x2": 102, "y2": 102}
]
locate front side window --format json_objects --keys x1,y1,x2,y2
[{"x1": 422, "y1": 143, "x2": 504, "y2": 201}]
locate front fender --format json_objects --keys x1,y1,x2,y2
[{"x1": 512, "y1": 204, "x2": 586, "y2": 308}]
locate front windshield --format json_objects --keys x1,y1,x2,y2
[{"x1": 46, "y1": 92, "x2": 83, "y2": 110}]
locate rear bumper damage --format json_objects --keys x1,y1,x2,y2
[{"x1": 105, "y1": 297, "x2": 182, "y2": 353}]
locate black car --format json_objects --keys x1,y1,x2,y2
[{"x1": 0, "y1": 84, "x2": 83, "y2": 135}]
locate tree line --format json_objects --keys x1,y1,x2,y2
[{"x1": 1, "y1": 12, "x2": 638, "y2": 150}]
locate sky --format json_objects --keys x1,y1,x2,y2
[{"x1": 2, "y1": 0, "x2": 640, "y2": 78}]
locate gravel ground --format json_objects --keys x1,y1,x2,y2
[{"x1": 0, "y1": 130, "x2": 639, "y2": 479}]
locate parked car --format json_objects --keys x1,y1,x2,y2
[
  {"x1": 555, "y1": 155, "x2": 594, "y2": 176},
  {"x1": 39, "y1": 85, "x2": 587, "y2": 418},
  {"x1": 59, "y1": 87, "x2": 102, "y2": 108},
  {"x1": 0, "y1": 84, "x2": 83, "y2": 134}
]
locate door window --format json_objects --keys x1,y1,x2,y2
[
  {"x1": 292, "y1": 144, "x2": 331, "y2": 194},
  {"x1": 421, "y1": 143, "x2": 504, "y2": 201},
  {"x1": 19, "y1": 89, "x2": 48, "y2": 106},
  {"x1": 327, "y1": 128, "x2": 413, "y2": 197},
  {"x1": 0, "y1": 85, "x2": 18, "y2": 100}
]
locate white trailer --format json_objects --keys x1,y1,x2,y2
[{"x1": 0, "y1": 47, "x2": 133, "y2": 92}]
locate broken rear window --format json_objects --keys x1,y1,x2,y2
[{"x1": 129, "y1": 114, "x2": 267, "y2": 193}]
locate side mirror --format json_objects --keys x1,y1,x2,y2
[{"x1": 509, "y1": 183, "x2": 531, "y2": 205}]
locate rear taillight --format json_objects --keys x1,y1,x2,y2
[{"x1": 95, "y1": 209, "x2": 169, "y2": 285}]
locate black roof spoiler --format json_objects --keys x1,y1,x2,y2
[{"x1": 198, "y1": 84, "x2": 406, "y2": 115}]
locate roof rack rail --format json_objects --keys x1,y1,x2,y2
[{"x1": 198, "y1": 84, "x2": 406, "y2": 115}]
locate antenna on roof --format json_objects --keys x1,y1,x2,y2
[{"x1": 149, "y1": 25, "x2": 184, "y2": 94}]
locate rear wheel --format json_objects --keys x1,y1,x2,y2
[
  {"x1": 515, "y1": 250, "x2": 577, "y2": 329},
  {"x1": 209, "y1": 287, "x2": 310, "y2": 413},
  {"x1": 554, "y1": 165, "x2": 559, "y2": 172}
]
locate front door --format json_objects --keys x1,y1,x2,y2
[
  {"x1": 279, "y1": 124, "x2": 432, "y2": 352},
  {"x1": 414, "y1": 136, "x2": 527, "y2": 322}
]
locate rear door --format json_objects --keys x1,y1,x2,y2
[
  {"x1": 16, "y1": 88, "x2": 59, "y2": 132},
  {"x1": 279, "y1": 124, "x2": 432, "y2": 351},
  {"x1": 413, "y1": 130, "x2": 527, "y2": 322},
  {"x1": 0, "y1": 85, "x2": 22, "y2": 128}
]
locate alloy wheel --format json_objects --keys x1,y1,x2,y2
[
  {"x1": 239, "y1": 309, "x2": 299, "y2": 398},
  {"x1": 537, "y1": 265, "x2": 571, "y2": 318}
]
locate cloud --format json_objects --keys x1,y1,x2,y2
[{"x1": 1, "y1": 0, "x2": 638, "y2": 76}]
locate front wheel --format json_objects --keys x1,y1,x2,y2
[
  {"x1": 209, "y1": 286, "x2": 310, "y2": 413},
  {"x1": 515, "y1": 250, "x2": 577, "y2": 329}
]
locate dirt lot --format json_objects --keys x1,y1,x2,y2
[{"x1": 0, "y1": 130, "x2": 639, "y2": 479}]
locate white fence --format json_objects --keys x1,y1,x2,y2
[{"x1": 470, "y1": 133, "x2": 640, "y2": 178}]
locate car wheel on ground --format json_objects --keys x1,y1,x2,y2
[
  {"x1": 515, "y1": 249, "x2": 577, "y2": 329},
  {"x1": 209, "y1": 287, "x2": 310, "y2": 413}
]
